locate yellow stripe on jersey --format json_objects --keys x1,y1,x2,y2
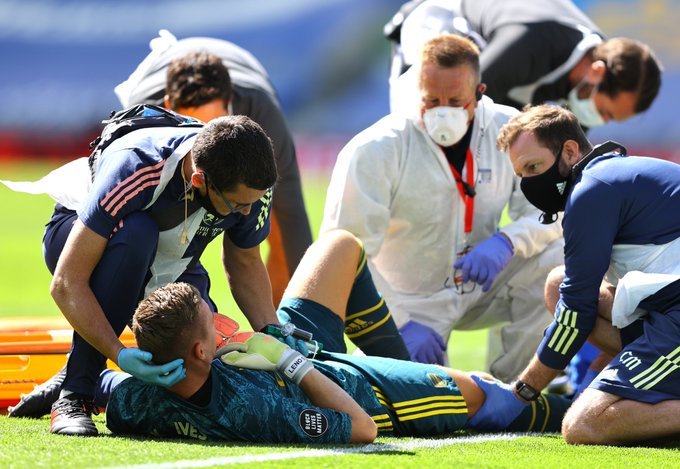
[
  {"x1": 345, "y1": 311, "x2": 393, "y2": 339},
  {"x1": 630, "y1": 345, "x2": 680, "y2": 390},
  {"x1": 395, "y1": 402, "x2": 467, "y2": 418},
  {"x1": 372, "y1": 414, "x2": 393, "y2": 431},
  {"x1": 372, "y1": 386, "x2": 385, "y2": 398},
  {"x1": 355, "y1": 246, "x2": 367, "y2": 277},
  {"x1": 547, "y1": 305, "x2": 580, "y2": 355},
  {"x1": 372, "y1": 387, "x2": 389, "y2": 406},
  {"x1": 527, "y1": 400, "x2": 537, "y2": 431},
  {"x1": 345, "y1": 298, "x2": 386, "y2": 322},
  {"x1": 391, "y1": 395, "x2": 467, "y2": 422},
  {"x1": 391, "y1": 395, "x2": 464, "y2": 408},
  {"x1": 398, "y1": 408, "x2": 467, "y2": 422},
  {"x1": 538, "y1": 395, "x2": 551, "y2": 433},
  {"x1": 370, "y1": 386, "x2": 466, "y2": 424}
]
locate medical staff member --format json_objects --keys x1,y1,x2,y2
[
  {"x1": 386, "y1": 0, "x2": 661, "y2": 128},
  {"x1": 322, "y1": 34, "x2": 563, "y2": 381},
  {"x1": 115, "y1": 30, "x2": 313, "y2": 305},
  {"x1": 497, "y1": 104, "x2": 680, "y2": 446},
  {"x1": 44, "y1": 116, "x2": 278, "y2": 437}
]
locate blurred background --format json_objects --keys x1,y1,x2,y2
[{"x1": 0, "y1": 0, "x2": 678, "y2": 168}]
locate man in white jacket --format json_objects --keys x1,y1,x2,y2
[{"x1": 321, "y1": 34, "x2": 563, "y2": 381}]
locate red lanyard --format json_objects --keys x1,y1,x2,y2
[{"x1": 447, "y1": 148, "x2": 475, "y2": 234}]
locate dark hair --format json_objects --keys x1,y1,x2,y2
[
  {"x1": 593, "y1": 38, "x2": 662, "y2": 113},
  {"x1": 166, "y1": 51, "x2": 232, "y2": 110},
  {"x1": 192, "y1": 115, "x2": 278, "y2": 192},
  {"x1": 132, "y1": 282, "x2": 202, "y2": 363},
  {"x1": 497, "y1": 104, "x2": 593, "y2": 157},
  {"x1": 420, "y1": 34, "x2": 481, "y2": 83}
]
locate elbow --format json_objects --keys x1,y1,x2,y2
[
  {"x1": 351, "y1": 416, "x2": 377, "y2": 444},
  {"x1": 50, "y1": 275, "x2": 68, "y2": 304}
]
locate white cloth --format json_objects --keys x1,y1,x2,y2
[
  {"x1": 608, "y1": 238, "x2": 680, "y2": 328},
  {"x1": 321, "y1": 96, "x2": 563, "y2": 329},
  {"x1": 1, "y1": 157, "x2": 91, "y2": 210}
]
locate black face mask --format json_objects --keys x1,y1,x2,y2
[
  {"x1": 193, "y1": 187, "x2": 225, "y2": 218},
  {"x1": 519, "y1": 140, "x2": 628, "y2": 224},
  {"x1": 520, "y1": 157, "x2": 571, "y2": 224}
]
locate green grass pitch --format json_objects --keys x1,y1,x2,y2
[{"x1": 1, "y1": 162, "x2": 678, "y2": 467}]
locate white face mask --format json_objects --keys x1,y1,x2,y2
[
  {"x1": 422, "y1": 106, "x2": 470, "y2": 146},
  {"x1": 567, "y1": 79, "x2": 605, "y2": 128}
]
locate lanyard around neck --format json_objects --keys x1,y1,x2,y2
[{"x1": 447, "y1": 148, "x2": 475, "y2": 234}]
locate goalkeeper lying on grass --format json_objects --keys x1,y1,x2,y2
[{"x1": 100, "y1": 229, "x2": 570, "y2": 443}]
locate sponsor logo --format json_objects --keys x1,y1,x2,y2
[
  {"x1": 619, "y1": 351, "x2": 642, "y2": 370},
  {"x1": 299, "y1": 409, "x2": 328, "y2": 437},
  {"x1": 203, "y1": 212, "x2": 217, "y2": 225},
  {"x1": 344, "y1": 319, "x2": 371, "y2": 334},
  {"x1": 427, "y1": 373, "x2": 449, "y2": 388},
  {"x1": 255, "y1": 188, "x2": 273, "y2": 230}
]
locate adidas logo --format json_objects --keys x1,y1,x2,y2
[
  {"x1": 344, "y1": 319, "x2": 371, "y2": 333},
  {"x1": 555, "y1": 181, "x2": 567, "y2": 194}
]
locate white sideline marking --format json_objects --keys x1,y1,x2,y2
[{"x1": 111, "y1": 433, "x2": 523, "y2": 469}]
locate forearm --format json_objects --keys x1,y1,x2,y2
[
  {"x1": 516, "y1": 355, "x2": 562, "y2": 396},
  {"x1": 222, "y1": 244, "x2": 277, "y2": 330},
  {"x1": 50, "y1": 218, "x2": 125, "y2": 363},
  {"x1": 298, "y1": 368, "x2": 377, "y2": 443},
  {"x1": 51, "y1": 278, "x2": 124, "y2": 363}
]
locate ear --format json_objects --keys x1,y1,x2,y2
[
  {"x1": 191, "y1": 340, "x2": 208, "y2": 361},
  {"x1": 477, "y1": 83, "x2": 487, "y2": 100},
  {"x1": 562, "y1": 139, "x2": 583, "y2": 166},
  {"x1": 191, "y1": 171, "x2": 205, "y2": 188},
  {"x1": 589, "y1": 60, "x2": 607, "y2": 85},
  {"x1": 163, "y1": 95, "x2": 172, "y2": 111}
]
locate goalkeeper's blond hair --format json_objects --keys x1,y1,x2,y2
[{"x1": 133, "y1": 282, "x2": 202, "y2": 363}]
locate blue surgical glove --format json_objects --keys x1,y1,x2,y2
[
  {"x1": 453, "y1": 233, "x2": 513, "y2": 292},
  {"x1": 117, "y1": 347, "x2": 185, "y2": 387},
  {"x1": 266, "y1": 310, "x2": 309, "y2": 356},
  {"x1": 399, "y1": 320, "x2": 446, "y2": 365},
  {"x1": 467, "y1": 374, "x2": 528, "y2": 430}
]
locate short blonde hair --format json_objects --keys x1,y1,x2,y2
[
  {"x1": 497, "y1": 105, "x2": 592, "y2": 156},
  {"x1": 132, "y1": 282, "x2": 202, "y2": 363},
  {"x1": 418, "y1": 34, "x2": 481, "y2": 85}
]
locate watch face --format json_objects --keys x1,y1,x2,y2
[{"x1": 517, "y1": 381, "x2": 539, "y2": 401}]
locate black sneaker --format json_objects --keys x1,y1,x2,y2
[
  {"x1": 8, "y1": 366, "x2": 66, "y2": 418},
  {"x1": 50, "y1": 395, "x2": 99, "y2": 436}
]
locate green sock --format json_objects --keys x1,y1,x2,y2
[{"x1": 344, "y1": 246, "x2": 410, "y2": 360}]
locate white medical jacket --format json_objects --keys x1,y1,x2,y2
[{"x1": 321, "y1": 96, "x2": 563, "y2": 326}]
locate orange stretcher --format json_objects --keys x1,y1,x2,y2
[{"x1": 0, "y1": 317, "x2": 136, "y2": 411}]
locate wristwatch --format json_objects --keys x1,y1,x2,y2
[{"x1": 515, "y1": 380, "x2": 541, "y2": 401}]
